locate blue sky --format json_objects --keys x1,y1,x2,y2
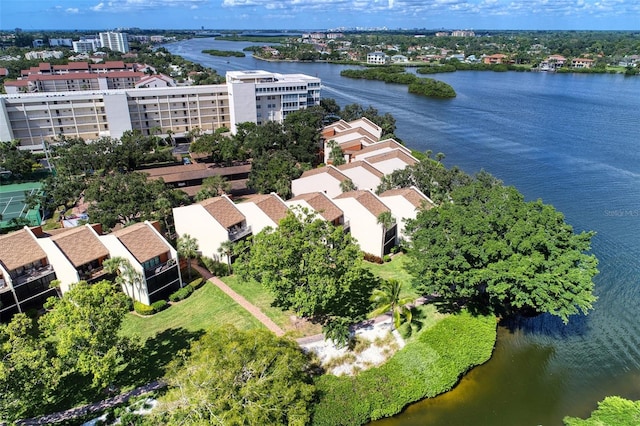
[{"x1": 2, "y1": 0, "x2": 639, "y2": 31}]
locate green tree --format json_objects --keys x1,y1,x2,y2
[
  {"x1": 217, "y1": 240, "x2": 234, "y2": 275},
  {"x1": 0, "y1": 140, "x2": 38, "y2": 177},
  {"x1": 177, "y1": 234, "x2": 199, "y2": 281},
  {"x1": 248, "y1": 150, "x2": 302, "y2": 199},
  {"x1": 327, "y1": 140, "x2": 346, "y2": 166},
  {"x1": 0, "y1": 314, "x2": 61, "y2": 422},
  {"x1": 377, "y1": 211, "x2": 396, "y2": 232},
  {"x1": 194, "y1": 175, "x2": 231, "y2": 201},
  {"x1": 103, "y1": 257, "x2": 144, "y2": 300},
  {"x1": 340, "y1": 178, "x2": 356, "y2": 193},
  {"x1": 84, "y1": 172, "x2": 172, "y2": 230},
  {"x1": 564, "y1": 396, "x2": 640, "y2": 426},
  {"x1": 370, "y1": 279, "x2": 414, "y2": 330},
  {"x1": 235, "y1": 209, "x2": 379, "y2": 340},
  {"x1": 40, "y1": 280, "x2": 136, "y2": 389},
  {"x1": 405, "y1": 172, "x2": 598, "y2": 323},
  {"x1": 155, "y1": 326, "x2": 315, "y2": 426}
]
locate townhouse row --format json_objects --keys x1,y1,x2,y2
[
  {"x1": 173, "y1": 116, "x2": 433, "y2": 261},
  {"x1": 0, "y1": 221, "x2": 181, "y2": 319},
  {"x1": 173, "y1": 185, "x2": 432, "y2": 269}
]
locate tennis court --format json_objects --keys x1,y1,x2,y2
[{"x1": 0, "y1": 182, "x2": 43, "y2": 228}]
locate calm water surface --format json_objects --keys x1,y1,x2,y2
[{"x1": 167, "y1": 38, "x2": 640, "y2": 425}]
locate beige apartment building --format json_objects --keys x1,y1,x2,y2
[{"x1": 0, "y1": 70, "x2": 321, "y2": 151}]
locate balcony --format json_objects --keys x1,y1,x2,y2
[
  {"x1": 145, "y1": 258, "x2": 177, "y2": 280},
  {"x1": 13, "y1": 264, "x2": 55, "y2": 287},
  {"x1": 228, "y1": 225, "x2": 252, "y2": 242},
  {"x1": 145, "y1": 260, "x2": 180, "y2": 295}
]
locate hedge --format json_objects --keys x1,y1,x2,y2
[
  {"x1": 151, "y1": 300, "x2": 168, "y2": 313},
  {"x1": 311, "y1": 311, "x2": 497, "y2": 426},
  {"x1": 198, "y1": 256, "x2": 230, "y2": 277},
  {"x1": 189, "y1": 278, "x2": 204, "y2": 290},
  {"x1": 169, "y1": 285, "x2": 194, "y2": 302},
  {"x1": 134, "y1": 301, "x2": 154, "y2": 316}
]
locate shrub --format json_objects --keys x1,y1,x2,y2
[
  {"x1": 151, "y1": 300, "x2": 168, "y2": 313},
  {"x1": 189, "y1": 278, "x2": 204, "y2": 290},
  {"x1": 311, "y1": 311, "x2": 497, "y2": 426},
  {"x1": 383, "y1": 255, "x2": 391, "y2": 263},
  {"x1": 169, "y1": 285, "x2": 194, "y2": 302},
  {"x1": 199, "y1": 256, "x2": 230, "y2": 277},
  {"x1": 134, "y1": 301, "x2": 154, "y2": 316},
  {"x1": 363, "y1": 252, "x2": 383, "y2": 264}
]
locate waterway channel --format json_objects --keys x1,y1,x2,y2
[{"x1": 166, "y1": 38, "x2": 640, "y2": 425}]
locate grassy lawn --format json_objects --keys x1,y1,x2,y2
[
  {"x1": 120, "y1": 282, "x2": 265, "y2": 342},
  {"x1": 221, "y1": 275, "x2": 322, "y2": 338},
  {"x1": 362, "y1": 253, "x2": 421, "y2": 300}
]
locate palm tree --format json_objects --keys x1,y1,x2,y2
[
  {"x1": 376, "y1": 211, "x2": 395, "y2": 231},
  {"x1": 177, "y1": 234, "x2": 199, "y2": 281},
  {"x1": 217, "y1": 240, "x2": 234, "y2": 275},
  {"x1": 103, "y1": 257, "x2": 143, "y2": 300},
  {"x1": 340, "y1": 178, "x2": 356, "y2": 193},
  {"x1": 370, "y1": 279, "x2": 415, "y2": 330}
]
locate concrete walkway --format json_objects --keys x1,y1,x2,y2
[
  {"x1": 16, "y1": 381, "x2": 166, "y2": 425},
  {"x1": 191, "y1": 263, "x2": 285, "y2": 336}
]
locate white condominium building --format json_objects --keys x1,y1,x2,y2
[
  {"x1": 226, "y1": 70, "x2": 321, "y2": 133},
  {"x1": 99, "y1": 32, "x2": 130, "y2": 53},
  {"x1": 0, "y1": 71, "x2": 321, "y2": 151}
]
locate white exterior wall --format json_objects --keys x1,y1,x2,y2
[
  {"x1": 377, "y1": 195, "x2": 417, "y2": 242},
  {"x1": 227, "y1": 78, "x2": 258, "y2": 133},
  {"x1": 99, "y1": 235, "x2": 150, "y2": 305},
  {"x1": 332, "y1": 198, "x2": 384, "y2": 257},
  {"x1": 3, "y1": 71, "x2": 319, "y2": 151},
  {"x1": 235, "y1": 203, "x2": 277, "y2": 235},
  {"x1": 0, "y1": 99, "x2": 13, "y2": 142},
  {"x1": 339, "y1": 167, "x2": 381, "y2": 192},
  {"x1": 103, "y1": 92, "x2": 132, "y2": 139},
  {"x1": 292, "y1": 174, "x2": 342, "y2": 198},
  {"x1": 32, "y1": 237, "x2": 79, "y2": 293},
  {"x1": 173, "y1": 205, "x2": 230, "y2": 260}
]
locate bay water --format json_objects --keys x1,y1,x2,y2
[{"x1": 166, "y1": 38, "x2": 640, "y2": 425}]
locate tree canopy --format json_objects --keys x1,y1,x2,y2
[
  {"x1": 0, "y1": 280, "x2": 136, "y2": 422},
  {"x1": 563, "y1": 396, "x2": 640, "y2": 426},
  {"x1": 405, "y1": 172, "x2": 598, "y2": 323},
  {"x1": 155, "y1": 326, "x2": 315, "y2": 426},
  {"x1": 83, "y1": 171, "x2": 187, "y2": 231},
  {"x1": 235, "y1": 209, "x2": 379, "y2": 342}
]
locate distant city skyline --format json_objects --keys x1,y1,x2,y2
[{"x1": 2, "y1": 0, "x2": 639, "y2": 31}]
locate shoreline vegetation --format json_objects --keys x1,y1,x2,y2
[
  {"x1": 202, "y1": 49, "x2": 245, "y2": 58},
  {"x1": 340, "y1": 67, "x2": 457, "y2": 98}
]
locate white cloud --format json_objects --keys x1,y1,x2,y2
[
  {"x1": 66, "y1": 7, "x2": 80, "y2": 13},
  {"x1": 88, "y1": 0, "x2": 210, "y2": 12}
]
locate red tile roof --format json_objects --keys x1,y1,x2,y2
[
  {"x1": 379, "y1": 187, "x2": 434, "y2": 210},
  {"x1": 337, "y1": 161, "x2": 384, "y2": 178},
  {"x1": 299, "y1": 165, "x2": 349, "y2": 182},
  {"x1": 250, "y1": 194, "x2": 289, "y2": 224},
  {"x1": 289, "y1": 192, "x2": 343, "y2": 222},
  {"x1": 334, "y1": 190, "x2": 390, "y2": 217},
  {"x1": 0, "y1": 229, "x2": 48, "y2": 272},
  {"x1": 111, "y1": 222, "x2": 169, "y2": 264},
  {"x1": 50, "y1": 225, "x2": 109, "y2": 267},
  {"x1": 199, "y1": 196, "x2": 245, "y2": 229}
]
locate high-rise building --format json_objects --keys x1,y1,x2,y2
[
  {"x1": 226, "y1": 70, "x2": 321, "y2": 133},
  {"x1": 99, "y1": 32, "x2": 130, "y2": 53},
  {"x1": 0, "y1": 70, "x2": 321, "y2": 151}
]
